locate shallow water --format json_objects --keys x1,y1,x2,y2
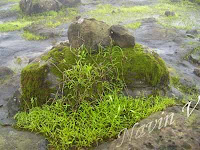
[{"x1": 0, "y1": 3, "x2": 69, "y2": 72}]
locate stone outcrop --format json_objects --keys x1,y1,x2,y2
[
  {"x1": 68, "y1": 18, "x2": 112, "y2": 52},
  {"x1": 20, "y1": 0, "x2": 80, "y2": 15},
  {"x1": 0, "y1": 126, "x2": 48, "y2": 150},
  {"x1": 68, "y1": 18, "x2": 136, "y2": 52},
  {"x1": 19, "y1": 42, "x2": 169, "y2": 109}
]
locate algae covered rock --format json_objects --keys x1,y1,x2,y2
[
  {"x1": 20, "y1": 0, "x2": 80, "y2": 15},
  {"x1": 20, "y1": 43, "x2": 169, "y2": 109},
  {"x1": 20, "y1": 62, "x2": 51, "y2": 110}
]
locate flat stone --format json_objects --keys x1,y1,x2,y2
[
  {"x1": 0, "y1": 126, "x2": 48, "y2": 150},
  {"x1": 194, "y1": 68, "x2": 200, "y2": 77},
  {"x1": 0, "y1": 66, "x2": 13, "y2": 79},
  {"x1": 94, "y1": 105, "x2": 200, "y2": 150}
]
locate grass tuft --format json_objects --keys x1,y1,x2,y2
[
  {"x1": 22, "y1": 31, "x2": 47, "y2": 40},
  {"x1": 15, "y1": 94, "x2": 175, "y2": 149},
  {"x1": 0, "y1": 21, "x2": 31, "y2": 32},
  {"x1": 125, "y1": 22, "x2": 142, "y2": 30}
]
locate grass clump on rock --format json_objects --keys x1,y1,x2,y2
[
  {"x1": 16, "y1": 43, "x2": 174, "y2": 149},
  {"x1": 20, "y1": 62, "x2": 51, "y2": 110},
  {"x1": 22, "y1": 31, "x2": 47, "y2": 40},
  {"x1": 0, "y1": 21, "x2": 31, "y2": 32},
  {"x1": 20, "y1": 43, "x2": 169, "y2": 110},
  {"x1": 15, "y1": 94, "x2": 175, "y2": 150}
]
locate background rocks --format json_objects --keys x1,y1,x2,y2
[
  {"x1": 0, "y1": 126, "x2": 48, "y2": 150},
  {"x1": 0, "y1": 67, "x2": 13, "y2": 80},
  {"x1": 68, "y1": 18, "x2": 112, "y2": 51},
  {"x1": 20, "y1": 0, "x2": 81, "y2": 15},
  {"x1": 110, "y1": 25, "x2": 135, "y2": 48},
  {"x1": 68, "y1": 18, "x2": 136, "y2": 51}
]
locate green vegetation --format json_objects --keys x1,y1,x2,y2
[
  {"x1": 15, "y1": 94, "x2": 175, "y2": 149},
  {"x1": 0, "y1": 21, "x2": 31, "y2": 32},
  {"x1": 184, "y1": 46, "x2": 200, "y2": 62},
  {"x1": 87, "y1": 4, "x2": 153, "y2": 25},
  {"x1": 87, "y1": 0, "x2": 200, "y2": 30},
  {"x1": 21, "y1": 44, "x2": 169, "y2": 110},
  {"x1": 0, "y1": 7, "x2": 78, "y2": 33},
  {"x1": 45, "y1": 44, "x2": 169, "y2": 86},
  {"x1": 10, "y1": 3, "x2": 20, "y2": 12},
  {"x1": 0, "y1": 6, "x2": 78, "y2": 41},
  {"x1": 15, "y1": 57, "x2": 22, "y2": 65},
  {"x1": 22, "y1": 31, "x2": 47, "y2": 40},
  {"x1": 2, "y1": 0, "x2": 20, "y2": 2},
  {"x1": 21, "y1": 62, "x2": 51, "y2": 111},
  {"x1": 125, "y1": 22, "x2": 141, "y2": 30},
  {"x1": 170, "y1": 75, "x2": 199, "y2": 100}
]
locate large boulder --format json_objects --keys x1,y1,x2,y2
[
  {"x1": 19, "y1": 43, "x2": 169, "y2": 110},
  {"x1": 68, "y1": 18, "x2": 112, "y2": 52},
  {"x1": 20, "y1": 0, "x2": 80, "y2": 15},
  {"x1": 68, "y1": 18, "x2": 136, "y2": 52}
]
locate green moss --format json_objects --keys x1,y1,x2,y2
[
  {"x1": 120, "y1": 48, "x2": 169, "y2": 87},
  {"x1": 184, "y1": 46, "x2": 200, "y2": 62},
  {"x1": 86, "y1": 1, "x2": 200, "y2": 29},
  {"x1": 0, "y1": 21, "x2": 31, "y2": 32},
  {"x1": 22, "y1": 44, "x2": 169, "y2": 109},
  {"x1": 170, "y1": 75, "x2": 199, "y2": 100},
  {"x1": 15, "y1": 95, "x2": 175, "y2": 149},
  {"x1": 125, "y1": 22, "x2": 141, "y2": 30},
  {"x1": 15, "y1": 57, "x2": 22, "y2": 65},
  {"x1": 22, "y1": 31, "x2": 47, "y2": 41},
  {"x1": 87, "y1": 4, "x2": 153, "y2": 25},
  {"x1": 83, "y1": 44, "x2": 169, "y2": 87},
  {"x1": 21, "y1": 62, "x2": 51, "y2": 111},
  {"x1": 42, "y1": 46, "x2": 77, "y2": 78},
  {"x1": 44, "y1": 44, "x2": 169, "y2": 87}
]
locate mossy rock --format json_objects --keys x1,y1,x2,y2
[
  {"x1": 20, "y1": 43, "x2": 169, "y2": 109},
  {"x1": 21, "y1": 62, "x2": 51, "y2": 110}
]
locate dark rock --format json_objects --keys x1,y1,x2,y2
[
  {"x1": 68, "y1": 19, "x2": 136, "y2": 51},
  {"x1": 0, "y1": 66, "x2": 14, "y2": 79},
  {"x1": 75, "y1": 15, "x2": 81, "y2": 21},
  {"x1": 94, "y1": 106, "x2": 200, "y2": 150},
  {"x1": 0, "y1": 126, "x2": 48, "y2": 150},
  {"x1": 7, "y1": 90, "x2": 21, "y2": 118},
  {"x1": 170, "y1": 0, "x2": 181, "y2": 2},
  {"x1": 68, "y1": 18, "x2": 112, "y2": 51},
  {"x1": 186, "y1": 29, "x2": 198, "y2": 35},
  {"x1": 167, "y1": 86, "x2": 184, "y2": 99},
  {"x1": 187, "y1": 34, "x2": 195, "y2": 38},
  {"x1": 20, "y1": 0, "x2": 80, "y2": 15},
  {"x1": 23, "y1": 22, "x2": 61, "y2": 38},
  {"x1": 165, "y1": 11, "x2": 175, "y2": 16},
  {"x1": 109, "y1": 25, "x2": 135, "y2": 48},
  {"x1": 194, "y1": 68, "x2": 200, "y2": 77},
  {"x1": 0, "y1": 118, "x2": 16, "y2": 127},
  {"x1": 189, "y1": 49, "x2": 200, "y2": 65}
]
